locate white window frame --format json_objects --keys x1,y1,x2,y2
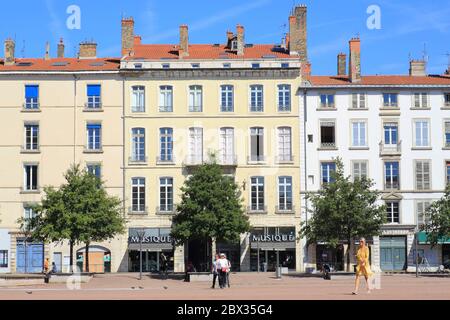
[
  {"x1": 219, "y1": 127, "x2": 235, "y2": 164},
  {"x1": 351, "y1": 93, "x2": 366, "y2": 109},
  {"x1": 416, "y1": 200, "x2": 432, "y2": 226},
  {"x1": 386, "y1": 201, "x2": 400, "y2": 224},
  {"x1": 277, "y1": 176, "x2": 293, "y2": 211},
  {"x1": 277, "y1": 84, "x2": 291, "y2": 112},
  {"x1": 159, "y1": 177, "x2": 174, "y2": 212},
  {"x1": 131, "y1": 85, "x2": 145, "y2": 113},
  {"x1": 350, "y1": 120, "x2": 367, "y2": 147},
  {"x1": 220, "y1": 85, "x2": 234, "y2": 112},
  {"x1": 277, "y1": 127, "x2": 292, "y2": 162},
  {"x1": 159, "y1": 85, "x2": 173, "y2": 112},
  {"x1": 351, "y1": 160, "x2": 368, "y2": 181},
  {"x1": 23, "y1": 164, "x2": 38, "y2": 191},
  {"x1": 188, "y1": 85, "x2": 203, "y2": 112},
  {"x1": 250, "y1": 176, "x2": 265, "y2": 211},
  {"x1": 319, "y1": 93, "x2": 335, "y2": 109},
  {"x1": 24, "y1": 123, "x2": 39, "y2": 151},
  {"x1": 413, "y1": 92, "x2": 428, "y2": 109},
  {"x1": 249, "y1": 85, "x2": 264, "y2": 112},
  {"x1": 414, "y1": 160, "x2": 431, "y2": 191},
  {"x1": 413, "y1": 119, "x2": 431, "y2": 148},
  {"x1": 131, "y1": 177, "x2": 146, "y2": 213}
]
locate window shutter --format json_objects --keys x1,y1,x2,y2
[
  {"x1": 423, "y1": 161, "x2": 430, "y2": 189},
  {"x1": 414, "y1": 93, "x2": 420, "y2": 108},
  {"x1": 361, "y1": 162, "x2": 367, "y2": 177},
  {"x1": 417, "y1": 202, "x2": 424, "y2": 224},
  {"x1": 87, "y1": 84, "x2": 101, "y2": 96},
  {"x1": 416, "y1": 161, "x2": 423, "y2": 189},
  {"x1": 352, "y1": 94, "x2": 358, "y2": 108},
  {"x1": 25, "y1": 85, "x2": 39, "y2": 98},
  {"x1": 422, "y1": 93, "x2": 427, "y2": 108}
]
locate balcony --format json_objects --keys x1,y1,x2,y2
[
  {"x1": 84, "y1": 102, "x2": 103, "y2": 111},
  {"x1": 247, "y1": 205, "x2": 268, "y2": 214},
  {"x1": 184, "y1": 155, "x2": 204, "y2": 166},
  {"x1": 319, "y1": 142, "x2": 337, "y2": 150},
  {"x1": 275, "y1": 205, "x2": 295, "y2": 214},
  {"x1": 22, "y1": 102, "x2": 40, "y2": 111},
  {"x1": 128, "y1": 206, "x2": 148, "y2": 215},
  {"x1": 319, "y1": 103, "x2": 335, "y2": 109},
  {"x1": 156, "y1": 206, "x2": 176, "y2": 215},
  {"x1": 379, "y1": 141, "x2": 402, "y2": 156},
  {"x1": 276, "y1": 155, "x2": 294, "y2": 164},
  {"x1": 128, "y1": 155, "x2": 148, "y2": 164},
  {"x1": 156, "y1": 155, "x2": 176, "y2": 165},
  {"x1": 217, "y1": 155, "x2": 238, "y2": 166},
  {"x1": 247, "y1": 155, "x2": 267, "y2": 164}
]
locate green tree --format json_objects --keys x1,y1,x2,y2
[
  {"x1": 421, "y1": 186, "x2": 450, "y2": 246},
  {"x1": 18, "y1": 164, "x2": 126, "y2": 273},
  {"x1": 300, "y1": 158, "x2": 386, "y2": 271},
  {"x1": 171, "y1": 156, "x2": 250, "y2": 266}
]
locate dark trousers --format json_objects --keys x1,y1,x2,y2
[
  {"x1": 226, "y1": 272, "x2": 230, "y2": 287},
  {"x1": 212, "y1": 273, "x2": 218, "y2": 288},
  {"x1": 218, "y1": 271, "x2": 226, "y2": 288}
]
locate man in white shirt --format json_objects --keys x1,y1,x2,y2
[
  {"x1": 211, "y1": 254, "x2": 220, "y2": 289},
  {"x1": 217, "y1": 254, "x2": 228, "y2": 289}
]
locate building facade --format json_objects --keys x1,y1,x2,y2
[{"x1": 299, "y1": 37, "x2": 450, "y2": 272}]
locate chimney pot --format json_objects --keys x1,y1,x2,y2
[
  {"x1": 409, "y1": 59, "x2": 427, "y2": 76},
  {"x1": 337, "y1": 52, "x2": 347, "y2": 76},
  {"x1": 289, "y1": 5, "x2": 307, "y2": 61},
  {"x1": 45, "y1": 42, "x2": 50, "y2": 60},
  {"x1": 4, "y1": 39, "x2": 15, "y2": 66},
  {"x1": 349, "y1": 37, "x2": 361, "y2": 83},
  {"x1": 121, "y1": 17, "x2": 135, "y2": 56},
  {"x1": 236, "y1": 24, "x2": 245, "y2": 56},
  {"x1": 79, "y1": 41, "x2": 97, "y2": 59},
  {"x1": 57, "y1": 38, "x2": 65, "y2": 58}
]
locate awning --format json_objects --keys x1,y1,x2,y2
[{"x1": 417, "y1": 231, "x2": 450, "y2": 245}]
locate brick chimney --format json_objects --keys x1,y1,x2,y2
[
  {"x1": 134, "y1": 35, "x2": 142, "y2": 46},
  {"x1": 4, "y1": 39, "x2": 15, "y2": 66},
  {"x1": 44, "y1": 42, "x2": 50, "y2": 60},
  {"x1": 289, "y1": 5, "x2": 307, "y2": 61},
  {"x1": 337, "y1": 53, "x2": 347, "y2": 76},
  {"x1": 57, "y1": 38, "x2": 65, "y2": 58},
  {"x1": 179, "y1": 25, "x2": 189, "y2": 59},
  {"x1": 79, "y1": 41, "x2": 97, "y2": 59},
  {"x1": 121, "y1": 17, "x2": 134, "y2": 56},
  {"x1": 409, "y1": 59, "x2": 426, "y2": 76},
  {"x1": 348, "y1": 37, "x2": 361, "y2": 83},
  {"x1": 236, "y1": 24, "x2": 245, "y2": 56}
]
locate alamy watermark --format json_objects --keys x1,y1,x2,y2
[
  {"x1": 66, "y1": 5, "x2": 81, "y2": 30},
  {"x1": 367, "y1": 5, "x2": 381, "y2": 30}
]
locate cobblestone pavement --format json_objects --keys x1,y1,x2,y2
[{"x1": 0, "y1": 273, "x2": 449, "y2": 300}]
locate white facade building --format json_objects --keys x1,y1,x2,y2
[{"x1": 299, "y1": 38, "x2": 450, "y2": 272}]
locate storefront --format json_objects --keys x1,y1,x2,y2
[
  {"x1": 315, "y1": 244, "x2": 344, "y2": 271},
  {"x1": 380, "y1": 236, "x2": 406, "y2": 271},
  {"x1": 128, "y1": 228, "x2": 174, "y2": 273},
  {"x1": 249, "y1": 227, "x2": 296, "y2": 272},
  {"x1": 417, "y1": 232, "x2": 450, "y2": 268},
  {"x1": 16, "y1": 238, "x2": 44, "y2": 273},
  {"x1": 76, "y1": 246, "x2": 111, "y2": 273}
]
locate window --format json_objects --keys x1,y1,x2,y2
[
  {"x1": 24, "y1": 207, "x2": 37, "y2": 229},
  {"x1": 352, "y1": 161, "x2": 368, "y2": 180},
  {"x1": 444, "y1": 121, "x2": 450, "y2": 148},
  {"x1": 252, "y1": 63, "x2": 260, "y2": 69},
  {"x1": 131, "y1": 128, "x2": 145, "y2": 162},
  {"x1": 24, "y1": 124, "x2": 39, "y2": 151},
  {"x1": 188, "y1": 127, "x2": 203, "y2": 163},
  {"x1": 385, "y1": 161, "x2": 400, "y2": 190},
  {"x1": 250, "y1": 127, "x2": 264, "y2": 162},
  {"x1": 24, "y1": 164, "x2": 38, "y2": 191},
  {"x1": 383, "y1": 93, "x2": 398, "y2": 107},
  {"x1": 351, "y1": 121, "x2": 367, "y2": 147},
  {"x1": 352, "y1": 93, "x2": 366, "y2": 109},
  {"x1": 417, "y1": 201, "x2": 432, "y2": 226},
  {"x1": 220, "y1": 127, "x2": 234, "y2": 164},
  {"x1": 159, "y1": 86, "x2": 173, "y2": 112},
  {"x1": 281, "y1": 63, "x2": 289, "y2": 68},
  {"x1": 445, "y1": 93, "x2": 450, "y2": 107},
  {"x1": 447, "y1": 161, "x2": 450, "y2": 185},
  {"x1": 278, "y1": 84, "x2": 291, "y2": 112},
  {"x1": 278, "y1": 176, "x2": 293, "y2": 211},
  {"x1": 386, "y1": 201, "x2": 400, "y2": 223},
  {"x1": 189, "y1": 85, "x2": 203, "y2": 112},
  {"x1": 278, "y1": 127, "x2": 292, "y2": 162},
  {"x1": 159, "y1": 177, "x2": 174, "y2": 212},
  {"x1": 414, "y1": 93, "x2": 428, "y2": 108},
  {"x1": 384, "y1": 123, "x2": 398, "y2": 145},
  {"x1": 25, "y1": 85, "x2": 39, "y2": 109},
  {"x1": 321, "y1": 162, "x2": 336, "y2": 185},
  {"x1": 415, "y1": 160, "x2": 431, "y2": 190},
  {"x1": 220, "y1": 85, "x2": 234, "y2": 112},
  {"x1": 131, "y1": 178, "x2": 146, "y2": 213},
  {"x1": 87, "y1": 84, "x2": 101, "y2": 109},
  {"x1": 162, "y1": 63, "x2": 170, "y2": 69},
  {"x1": 320, "y1": 94, "x2": 335, "y2": 108},
  {"x1": 159, "y1": 128, "x2": 173, "y2": 162},
  {"x1": 87, "y1": 164, "x2": 101, "y2": 179},
  {"x1": 414, "y1": 120, "x2": 430, "y2": 147},
  {"x1": 0, "y1": 250, "x2": 7, "y2": 268},
  {"x1": 86, "y1": 124, "x2": 102, "y2": 151},
  {"x1": 131, "y1": 86, "x2": 145, "y2": 112},
  {"x1": 191, "y1": 63, "x2": 200, "y2": 68},
  {"x1": 320, "y1": 121, "x2": 336, "y2": 149},
  {"x1": 250, "y1": 85, "x2": 264, "y2": 112},
  {"x1": 250, "y1": 177, "x2": 265, "y2": 211},
  {"x1": 134, "y1": 63, "x2": 143, "y2": 69},
  {"x1": 223, "y1": 63, "x2": 231, "y2": 68}
]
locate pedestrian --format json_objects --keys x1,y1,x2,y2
[
  {"x1": 160, "y1": 253, "x2": 168, "y2": 279},
  {"x1": 225, "y1": 255, "x2": 231, "y2": 288},
  {"x1": 43, "y1": 258, "x2": 50, "y2": 274},
  {"x1": 217, "y1": 253, "x2": 228, "y2": 289},
  {"x1": 51, "y1": 262, "x2": 57, "y2": 274},
  {"x1": 352, "y1": 237, "x2": 373, "y2": 295},
  {"x1": 211, "y1": 254, "x2": 219, "y2": 289}
]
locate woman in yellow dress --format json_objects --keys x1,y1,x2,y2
[{"x1": 352, "y1": 237, "x2": 372, "y2": 295}]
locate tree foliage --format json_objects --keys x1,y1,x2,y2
[
  {"x1": 300, "y1": 158, "x2": 386, "y2": 270},
  {"x1": 171, "y1": 157, "x2": 250, "y2": 246},
  {"x1": 421, "y1": 185, "x2": 450, "y2": 246}
]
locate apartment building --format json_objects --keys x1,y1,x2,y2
[
  {"x1": 118, "y1": 6, "x2": 307, "y2": 273},
  {"x1": 299, "y1": 37, "x2": 450, "y2": 272},
  {"x1": 0, "y1": 40, "x2": 124, "y2": 273}
]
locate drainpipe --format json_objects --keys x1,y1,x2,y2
[
  {"x1": 73, "y1": 75, "x2": 79, "y2": 164},
  {"x1": 302, "y1": 87, "x2": 309, "y2": 269},
  {"x1": 122, "y1": 76, "x2": 126, "y2": 218}
]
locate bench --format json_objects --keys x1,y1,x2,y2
[{"x1": 186, "y1": 272, "x2": 213, "y2": 282}]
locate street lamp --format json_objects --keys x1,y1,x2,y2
[
  {"x1": 136, "y1": 228, "x2": 146, "y2": 280},
  {"x1": 415, "y1": 226, "x2": 419, "y2": 278}
]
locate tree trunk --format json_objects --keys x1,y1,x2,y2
[
  {"x1": 85, "y1": 242, "x2": 90, "y2": 273},
  {"x1": 69, "y1": 240, "x2": 74, "y2": 274},
  {"x1": 346, "y1": 238, "x2": 352, "y2": 272}
]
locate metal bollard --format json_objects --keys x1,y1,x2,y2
[{"x1": 276, "y1": 266, "x2": 282, "y2": 279}]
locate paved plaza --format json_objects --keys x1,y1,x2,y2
[{"x1": 0, "y1": 273, "x2": 449, "y2": 300}]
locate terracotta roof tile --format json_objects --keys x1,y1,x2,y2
[
  {"x1": 307, "y1": 75, "x2": 450, "y2": 86},
  {"x1": 0, "y1": 58, "x2": 120, "y2": 72},
  {"x1": 126, "y1": 44, "x2": 293, "y2": 60}
]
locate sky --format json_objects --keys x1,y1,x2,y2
[{"x1": 0, "y1": 0, "x2": 449, "y2": 75}]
